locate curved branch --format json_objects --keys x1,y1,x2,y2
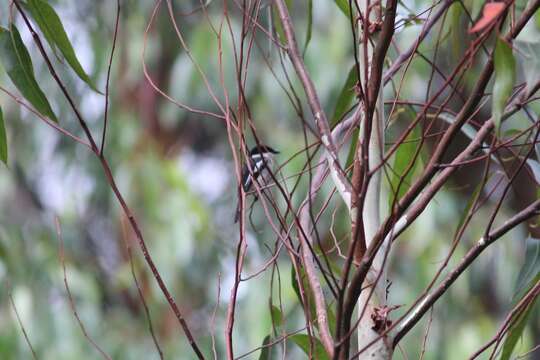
[
  {"x1": 274, "y1": 0, "x2": 352, "y2": 209},
  {"x1": 393, "y1": 199, "x2": 540, "y2": 344}
]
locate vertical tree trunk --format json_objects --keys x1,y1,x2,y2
[{"x1": 355, "y1": 0, "x2": 392, "y2": 357}]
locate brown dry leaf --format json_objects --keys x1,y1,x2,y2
[{"x1": 469, "y1": 2, "x2": 506, "y2": 34}]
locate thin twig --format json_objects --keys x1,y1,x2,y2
[
  {"x1": 55, "y1": 218, "x2": 113, "y2": 360},
  {"x1": 100, "y1": 0, "x2": 121, "y2": 156},
  {"x1": 6, "y1": 280, "x2": 39, "y2": 360},
  {"x1": 13, "y1": 3, "x2": 205, "y2": 357}
]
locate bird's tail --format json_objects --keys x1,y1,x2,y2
[{"x1": 234, "y1": 200, "x2": 241, "y2": 223}]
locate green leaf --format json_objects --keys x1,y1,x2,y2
[
  {"x1": 514, "y1": 237, "x2": 540, "y2": 299},
  {"x1": 291, "y1": 264, "x2": 302, "y2": 304},
  {"x1": 327, "y1": 305, "x2": 337, "y2": 337},
  {"x1": 526, "y1": 159, "x2": 540, "y2": 184},
  {"x1": 270, "y1": 305, "x2": 284, "y2": 328},
  {"x1": 500, "y1": 298, "x2": 538, "y2": 360},
  {"x1": 454, "y1": 176, "x2": 485, "y2": 234},
  {"x1": 331, "y1": 65, "x2": 358, "y2": 126},
  {"x1": 258, "y1": 335, "x2": 272, "y2": 360},
  {"x1": 333, "y1": 0, "x2": 351, "y2": 17},
  {"x1": 536, "y1": 8, "x2": 540, "y2": 30},
  {"x1": 290, "y1": 334, "x2": 330, "y2": 360},
  {"x1": 0, "y1": 25, "x2": 57, "y2": 122},
  {"x1": 449, "y1": 2, "x2": 464, "y2": 59},
  {"x1": 435, "y1": 112, "x2": 500, "y2": 165},
  {"x1": 272, "y1": 0, "x2": 292, "y2": 44},
  {"x1": 0, "y1": 107, "x2": 6, "y2": 165},
  {"x1": 25, "y1": 0, "x2": 100, "y2": 93},
  {"x1": 303, "y1": 0, "x2": 313, "y2": 55},
  {"x1": 492, "y1": 37, "x2": 516, "y2": 132},
  {"x1": 501, "y1": 237, "x2": 540, "y2": 359},
  {"x1": 345, "y1": 128, "x2": 359, "y2": 171},
  {"x1": 291, "y1": 265, "x2": 316, "y2": 320},
  {"x1": 389, "y1": 125, "x2": 420, "y2": 209}
]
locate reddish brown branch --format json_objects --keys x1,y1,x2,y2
[
  {"x1": 338, "y1": 0, "x2": 540, "y2": 352},
  {"x1": 274, "y1": 0, "x2": 352, "y2": 208},
  {"x1": 55, "y1": 218, "x2": 113, "y2": 360},
  {"x1": 393, "y1": 199, "x2": 540, "y2": 345},
  {"x1": 100, "y1": 0, "x2": 121, "y2": 156},
  {"x1": 6, "y1": 281, "x2": 39, "y2": 360},
  {"x1": 13, "y1": 3, "x2": 205, "y2": 358},
  {"x1": 383, "y1": 0, "x2": 454, "y2": 84},
  {"x1": 469, "y1": 280, "x2": 540, "y2": 359}
]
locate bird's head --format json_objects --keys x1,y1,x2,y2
[{"x1": 249, "y1": 145, "x2": 279, "y2": 156}]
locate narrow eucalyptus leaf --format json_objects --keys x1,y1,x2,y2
[
  {"x1": 501, "y1": 236, "x2": 540, "y2": 360},
  {"x1": 271, "y1": 0, "x2": 292, "y2": 44},
  {"x1": 331, "y1": 65, "x2": 358, "y2": 126},
  {"x1": 258, "y1": 335, "x2": 272, "y2": 360},
  {"x1": 345, "y1": 128, "x2": 359, "y2": 171},
  {"x1": 500, "y1": 299, "x2": 538, "y2": 360},
  {"x1": 0, "y1": 25, "x2": 57, "y2": 122},
  {"x1": 514, "y1": 237, "x2": 540, "y2": 298},
  {"x1": 290, "y1": 334, "x2": 330, "y2": 360},
  {"x1": 526, "y1": 159, "x2": 540, "y2": 184},
  {"x1": 492, "y1": 37, "x2": 516, "y2": 132},
  {"x1": 270, "y1": 305, "x2": 284, "y2": 328},
  {"x1": 389, "y1": 125, "x2": 420, "y2": 209},
  {"x1": 26, "y1": 0, "x2": 100, "y2": 93},
  {"x1": 333, "y1": 0, "x2": 351, "y2": 17},
  {"x1": 0, "y1": 107, "x2": 7, "y2": 165},
  {"x1": 303, "y1": 0, "x2": 313, "y2": 55}
]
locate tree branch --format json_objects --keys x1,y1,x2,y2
[
  {"x1": 274, "y1": 0, "x2": 352, "y2": 209},
  {"x1": 13, "y1": 2, "x2": 206, "y2": 358},
  {"x1": 393, "y1": 199, "x2": 540, "y2": 344}
]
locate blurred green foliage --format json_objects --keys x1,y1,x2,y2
[{"x1": 0, "y1": 0, "x2": 538, "y2": 359}]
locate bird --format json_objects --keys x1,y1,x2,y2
[{"x1": 234, "y1": 145, "x2": 279, "y2": 223}]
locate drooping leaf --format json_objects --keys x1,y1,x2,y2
[
  {"x1": 333, "y1": 0, "x2": 351, "y2": 18},
  {"x1": 492, "y1": 37, "x2": 516, "y2": 132},
  {"x1": 449, "y1": 2, "x2": 464, "y2": 59},
  {"x1": 270, "y1": 305, "x2": 284, "y2": 328},
  {"x1": 0, "y1": 25, "x2": 57, "y2": 122},
  {"x1": 468, "y1": 0, "x2": 484, "y2": 21},
  {"x1": 500, "y1": 297, "x2": 538, "y2": 360},
  {"x1": 258, "y1": 335, "x2": 272, "y2": 360},
  {"x1": 454, "y1": 175, "x2": 485, "y2": 234},
  {"x1": 291, "y1": 265, "x2": 302, "y2": 304},
  {"x1": 327, "y1": 305, "x2": 337, "y2": 337},
  {"x1": 290, "y1": 265, "x2": 316, "y2": 320},
  {"x1": 290, "y1": 334, "x2": 330, "y2": 360},
  {"x1": 517, "y1": 41, "x2": 540, "y2": 95},
  {"x1": 501, "y1": 237, "x2": 540, "y2": 360},
  {"x1": 0, "y1": 107, "x2": 7, "y2": 165},
  {"x1": 389, "y1": 125, "x2": 420, "y2": 209},
  {"x1": 272, "y1": 0, "x2": 292, "y2": 44},
  {"x1": 514, "y1": 237, "x2": 540, "y2": 299},
  {"x1": 345, "y1": 128, "x2": 359, "y2": 171},
  {"x1": 469, "y1": 2, "x2": 505, "y2": 33},
  {"x1": 25, "y1": 0, "x2": 100, "y2": 93},
  {"x1": 526, "y1": 159, "x2": 540, "y2": 185},
  {"x1": 435, "y1": 112, "x2": 499, "y2": 165},
  {"x1": 303, "y1": 0, "x2": 313, "y2": 55},
  {"x1": 331, "y1": 65, "x2": 358, "y2": 126}
]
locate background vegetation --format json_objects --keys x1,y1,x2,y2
[{"x1": 0, "y1": 0, "x2": 539, "y2": 359}]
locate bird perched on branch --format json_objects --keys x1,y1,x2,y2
[{"x1": 234, "y1": 145, "x2": 279, "y2": 223}]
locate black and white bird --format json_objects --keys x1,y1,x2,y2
[{"x1": 234, "y1": 145, "x2": 279, "y2": 223}]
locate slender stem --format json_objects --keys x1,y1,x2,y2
[
  {"x1": 393, "y1": 199, "x2": 540, "y2": 344},
  {"x1": 13, "y1": 3, "x2": 205, "y2": 358},
  {"x1": 100, "y1": 0, "x2": 121, "y2": 156},
  {"x1": 274, "y1": 0, "x2": 352, "y2": 209}
]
